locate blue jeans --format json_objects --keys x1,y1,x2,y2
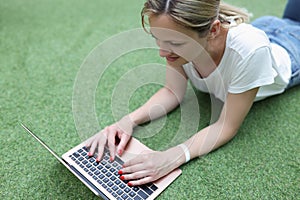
[{"x1": 251, "y1": 0, "x2": 300, "y2": 89}]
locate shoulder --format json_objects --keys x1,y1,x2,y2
[{"x1": 226, "y1": 23, "x2": 271, "y2": 59}]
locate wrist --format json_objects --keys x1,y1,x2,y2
[
  {"x1": 119, "y1": 115, "x2": 137, "y2": 129},
  {"x1": 164, "y1": 145, "x2": 187, "y2": 169},
  {"x1": 177, "y1": 143, "x2": 190, "y2": 163}
]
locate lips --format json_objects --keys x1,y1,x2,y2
[{"x1": 166, "y1": 55, "x2": 180, "y2": 62}]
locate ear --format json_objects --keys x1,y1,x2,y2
[{"x1": 208, "y1": 20, "x2": 221, "y2": 39}]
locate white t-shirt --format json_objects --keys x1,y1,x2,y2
[{"x1": 183, "y1": 23, "x2": 291, "y2": 102}]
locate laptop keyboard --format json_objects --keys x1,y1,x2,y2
[{"x1": 69, "y1": 146, "x2": 158, "y2": 200}]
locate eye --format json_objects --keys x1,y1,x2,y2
[{"x1": 169, "y1": 42, "x2": 184, "y2": 46}]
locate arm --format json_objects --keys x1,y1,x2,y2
[
  {"x1": 180, "y1": 87, "x2": 259, "y2": 162},
  {"x1": 121, "y1": 87, "x2": 259, "y2": 186},
  {"x1": 86, "y1": 64, "x2": 188, "y2": 160},
  {"x1": 128, "y1": 64, "x2": 188, "y2": 126}
]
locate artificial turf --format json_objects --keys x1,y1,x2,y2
[{"x1": 1, "y1": 0, "x2": 299, "y2": 199}]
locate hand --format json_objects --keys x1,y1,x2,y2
[
  {"x1": 119, "y1": 148, "x2": 181, "y2": 186},
  {"x1": 85, "y1": 116, "x2": 134, "y2": 162}
]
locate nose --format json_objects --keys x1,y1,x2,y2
[
  {"x1": 156, "y1": 40, "x2": 172, "y2": 57},
  {"x1": 159, "y1": 48, "x2": 172, "y2": 57}
]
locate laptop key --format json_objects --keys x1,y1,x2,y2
[
  {"x1": 112, "y1": 192, "x2": 118, "y2": 198},
  {"x1": 78, "y1": 156, "x2": 84, "y2": 161},
  {"x1": 110, "y1": 176, "x2": 116, "y2": 181},
  {"x1": 73, "y1": 152, "x2": 80, "y2": 158},
  {"x1": 115, "y1": 179, "x2": 121, "y2": 185},
  {"x1": 110, "y1": 168, "x2": 116, "y2": 173},
  {"x1": 121, "y1": 193, "x2": 128, "y2": 199},
  {"x1": 99, "y1": 174, "x2": 105, "y2": 180},
  {"x1": 82, "y1": 146, "x2": 89, "y2": 152},
  {"x1": 90, "y1": 167, "x2": 96, "y2": 172},
  {"x1": 107, "y1": 181, "x2": 113, "y2": 187},
  {"x1": 124, "y1": 187, "x2": 130, "y2": 193},
  {"x1": 141, "y1": 185, "x2": 153, "y2": 195},
  {"x1": 119, "y1": 183, "x2": 126, "y2": 189},
  {"x1": 82, "y1": 160, "x2": 88, "y2": 165},
  {"x1": 138, "y1": 190, "x2": 148, "y2": 199},
  {"x1": 112, "y1": 185, "x2": 119, "y2": 191},
  {"x1": 117, "y1": 189, "x2": 123, "y2": 195},
  {"x1": 134, "y1": 195, "x2": 142, "y2": 200},
  {"x1": 132, "y1": 187, "x2": 139, "y2": 192},
  {"x1": 150, "y1": 184, "x2": 158, "y2": 191},
  {"x1": 107, "y1": 188, "x2": 113, "y2": 193},
  {"x1": 129, "y1": 191, "x2": 136, "y2": 198},
  {"x1": 103, "y1": 178, "x2": 109, "y2": 183},
  {"x1": 86, "y1": 163, "x2": 92, "y2": 168},
  {"x1": 106, "y1": 172, "x2": 112, "y2": 177}
]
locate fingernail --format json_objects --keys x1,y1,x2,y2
[
  {"x1": 110, "y1": 157, "x2": 114, "y2": 162},
  {"x1": 88, "y1": 152, "x2": 92, "y2": 157},
  {"x1": 127, "y1": 182, "x2": 133, "y2": 187},
  {"x1": 118, "y1": 149, "x2": 123, "y2": 155},
  {"x1": 120, "y1": 176, "x2": 125, "y2": 180},
  {"x1": 118, "y1": 170, "x2": 123, "y2": 175},
  {"x1": 96, "y1": 158, "x2": 100, "y2": 163}
]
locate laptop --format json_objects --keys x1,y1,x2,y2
[{"x1": 21, "y1": 123, "x2": 181, "y2": 200}]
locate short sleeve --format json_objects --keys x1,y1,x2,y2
[{"x1": 228, "y1": 47, "x2": 277, "y2": 94}]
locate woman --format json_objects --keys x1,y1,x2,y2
[{"x1": 86, "y1": 0, "x2": 300, "y2": 187}]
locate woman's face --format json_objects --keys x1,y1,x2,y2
[{"x1": 149, "y1": 14, "x2": 208, "y2": 66}]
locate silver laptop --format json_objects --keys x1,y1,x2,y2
[{"x1": 21, "y1": 123, "x2": 181, "y2": 200}]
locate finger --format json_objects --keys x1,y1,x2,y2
[
  {"x1": 121, "y1": 169, "x2": 149, "y2": 182},
  {"x1": 122, "y1": 153, "x2": 145, "y2": 168},
  {"x1": 90, "y1": 132, "x2": 107, "y2": 159},
  {"x1": 85, "y1": 134, "x2": 96, "y2": 148},
  {"x1": 107, "y1": 127, "x2": 116, "y2": 161},
  {"x1": 96, "y1": 141, "x2": 106, "y2": 162},
  {"x1": 128, "y1": 176, "x2": 153, "y2": 187},
  {"x1": 120, "y1": 162, "x2": 145, "y2": 175},
  {"x1": 117, "y1": 132, "x2": 131, "y2": 156}
]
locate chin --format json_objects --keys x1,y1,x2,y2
[{"x1": 167, "y1": 57, "x2": 188, "y2": 66}]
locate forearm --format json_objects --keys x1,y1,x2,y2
[
  {"x1": 176, "y1": 89, "x2": 258, "y2": 162},
  {"x1": 126, "y1": 86, "x2": 182, "y2": 127},
  {"x1": 167, "y1": 122, "x2": 237, "y2": 168},
  {"x1": 185, "y1": 122, "x2": 237, "y2": 160}
]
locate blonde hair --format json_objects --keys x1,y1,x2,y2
[{"x1": 141, "y1": 0, "x2": 251, "y2": 37}]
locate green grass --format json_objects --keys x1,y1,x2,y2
[{"x1": 1, "y1": 0, "x2": 299, "y2": 199}]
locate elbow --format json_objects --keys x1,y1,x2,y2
[{"x1": 164, "y1": 86, "x2": 185, "y2": 104}]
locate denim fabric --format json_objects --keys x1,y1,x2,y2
[
  {"x1": 252, "y1": 16, "x2": 300, "y2": 88},
  {"x1": 283, "y1": 0, "x2": 300, "y2": 22}
]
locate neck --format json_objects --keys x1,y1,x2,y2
[{"x1": 192, "y1": 28, "x2": 228, "y2": 78}]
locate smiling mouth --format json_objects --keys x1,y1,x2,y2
[{"x1": 166, "y1": 55, "x2": 180, "y2": 62}]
